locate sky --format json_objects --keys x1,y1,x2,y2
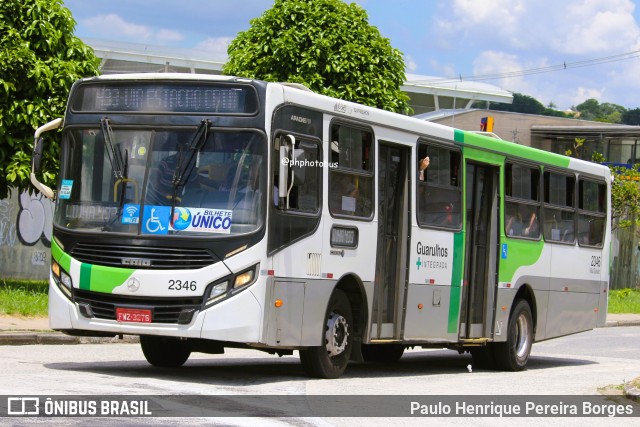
[{"x1": 62, "y1": 0, "x2": 640, "y2": 111}]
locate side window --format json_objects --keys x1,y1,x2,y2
[
  {"x1": 543, "y1": 171, "x2": 576, "y2": 243},
  {"x1": 416, "y1": 143, "x2": 461, "y2": 229},
  {"x1": 273, "y1": 134, "x2": 321, "y2": 213},
  {"x1": 328, "y1": 124, "x2": 373, "y2": 218},
  {"x1": 505, "y1": 163, "x2": 541, "y2": 239},
  {"x1": 577, "y1": 179, "x2": 606, "y2": 247}
]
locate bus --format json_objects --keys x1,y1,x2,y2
[{"x1": 30, "y1": 73, "x2": 610, "y2": 378}]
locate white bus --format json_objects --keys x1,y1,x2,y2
[{"x1": 31, "y1": 74, "x2": 610, "y2": 378}]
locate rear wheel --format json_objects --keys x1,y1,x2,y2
[
  {"x1": 361, "y1": 344, "x2": 405, "y2": 363},
  {"x1": 493, "y1": 299, "x2": 533, "y2": 371},
  {"x1": 299, "y1": 290, "x2": 353, "y2": 378},
  {"x1": 140, "y1": 336, "x2": 191, "y2": 368}
]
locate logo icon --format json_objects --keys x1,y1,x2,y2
[
  {"x1": 7, "y1": 397, "x2": 40, "y2": 415},
  {"x1": 122, "y1": 204, "x2": 140, "y2": 224},
  {"x1": 171, "y1": 207, "x2": 192, "y2": 230},
  {"x1": 127, "y1": 277, "x2": 141, "y2": 292}
]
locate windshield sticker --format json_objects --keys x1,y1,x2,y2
[
  {"x1": 122, "y1": 204, "x2": 140, "y2": 224},
  {"x1": 142, "y1": 206, "x2": 171, "y2": 235},
  {"x1": 59, "y1": 180, "x2": 73, "y2": 199},
  {"x1": 169, "y1": 207, "x2": 233, "y2": 234}
]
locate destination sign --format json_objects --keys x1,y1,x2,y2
[{"x1": 72, "y1": 83, "x2": 258, "y2": 114}]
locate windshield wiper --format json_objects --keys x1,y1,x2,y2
[
  {"x1": 170, "y1": 119, "x2": 210, "y2": 223},
  {"x1": 100, "y1": 117, "x2": 129, "y2": 230},
  {"x1": 100, "y1": 117, "x2": 125, "y2": 180}
]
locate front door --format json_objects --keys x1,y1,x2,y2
[
  {"x1": 371, "y1": 143, "x2": 409, "y2": 339},
  {"x1": 460, "y1": 162, "x2": 499, "y2": 339}
]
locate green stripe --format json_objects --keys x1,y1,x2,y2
[
  {"x1": 51, "y1": 239, "x2": 72, "y2": 272},
  {"x1": 80, "y1": 263, "x2": 92, "y2": 290},
  {"x1": 454, "y1": 129, "x2": 465, "y2": 143},
  {"x1": 448, "y1": 231, "x2": 464, "y2": 334}
]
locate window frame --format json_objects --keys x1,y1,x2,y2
[
  {"x1": 415, "y1": 140, "x2": 462, "y2": 231},
  {"x1": 576, "y1": 176, "x2": 607, "y2": 248},
  {"x1": 328, "y1": 120, "x2": 375, "y2": 221},
  {"x1": 504, "y1": 160, "x2": 542, "y2": 241},
  {"x1": 542, "y1": 168, "x2": 577, "y2": 245}
]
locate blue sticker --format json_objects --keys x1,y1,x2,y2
[
  {"x1": 142, "y1": 206, "x2": 170, "y2": 235},
  {"x1": 59, "y1": 180, "x2": 73, "y2": 199},
  {"x1": 122, "y1": 204, "x2": 140, "y2": 224},
  {"x1": 501, "y1": 243, "x2": 508, "y2": 259}
]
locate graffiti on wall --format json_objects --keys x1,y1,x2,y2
[
  {"x1": 0, "y1": 198, "x2": 17, "y2": 247},
  {"x1": 17, "y1": 191, "x2": 53, "y2": 247},
  {"x1": 0, "y1": 190, "x2": 53, "y2": 249}
]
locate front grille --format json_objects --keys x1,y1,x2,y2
[
  {"x1": 69, "y1": 243, "x2": 216, "y2": 270},
  {"x1": 74, "y1": 289, "x2": 204, "y2": 324}
]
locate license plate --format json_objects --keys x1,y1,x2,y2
[{"x1": 116, "y1": 308, "x2": 152, "y2": 323}]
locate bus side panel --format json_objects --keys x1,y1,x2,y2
[
  {"x1": 497, "y1": 239, "x2": 550, "y2": 342},
  {"x1": 404, "y1": 284, "x2": 457, "y2": 342},
  {"x1": 405, "y1": 228, "x2": 460, "y2": 341},
  {"x1": 545, "y1": 244, "x2": 601, "y2": 338}
]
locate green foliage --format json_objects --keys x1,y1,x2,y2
[
  {"x1": 609, "y1": 164, "x2": 640, "y2": 230},
  {"x1": 622, "y1": 108, "x2": 640, "y2": 125},
  {"x1": 0, "y1": 0, "x2": 100, "y2": 199},
  {"x1": 223, "y1": 0, "x2": 411, "y2": 114},
  {"x1": 608, "y1": 288, "x2": 640, "y2": 314},
  {"x1": 575, "y1": 99, "x2": 626, "y2": 123},
  {"x1": 0, "y1": 280, "x2": 48, "y2": 316}
]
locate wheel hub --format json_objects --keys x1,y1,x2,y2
[{"x1": 325, "y1": 312, "x2": 349, "y2": 357}]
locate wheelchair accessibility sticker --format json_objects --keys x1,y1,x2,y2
[{"x1": 142, "y1": 206, "x2": 171, "y2": 234}]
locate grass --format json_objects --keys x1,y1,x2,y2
[
  {"x1": 608, "y1": 288, "x2": 640, "y2": 314},
  {"x1": 0, "y1": 279, "x2": 639, "y2": 317},
  {"x1": 0, "y1": 280, "x2": 48, "y2": 317}
]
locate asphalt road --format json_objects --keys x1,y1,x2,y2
[{"x1": 0, "y1": 326, "x2": 638, "y2": 426}]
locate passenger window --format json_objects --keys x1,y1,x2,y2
[
  {"x1": 543, "y1": 171, "x2": 576, "y2": 243},
  {"x1": 328, "y1": 124, "x2": 373, "y2": 218},
  {"x1": 273, "y1": 134, "x2": 321, "y2": 213},
  {"x1": 577, "y1": 179, "x2": 606, "y2": 247},
  {"x1": 505, "y1": 163, "x2": 541, "y2": 239},
  {"x1": 416, "y1": 143, "x2": 461, "y2": 229}
]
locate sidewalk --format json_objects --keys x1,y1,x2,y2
[{"x1": 0, "y1": 315, "x2": 139, "y2": 345}]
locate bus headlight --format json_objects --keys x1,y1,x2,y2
[
  {"x1": 51, "y1": 260, "x2": 73, "y2": 299},
  {"x1": 233, "y1": 268, "x2": 255, "y2": 289},
  {"x1": 205, "y1": 281, "x2": 229, "y2": 306}
]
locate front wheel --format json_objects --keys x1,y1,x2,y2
[
  {"x1": 299, "y1": 290, "x2": 353, "y2": 379},
  {"x1": 493, "y1": 299, "x2": 533, "y2": 371},
  {"x1": 140, "y1": 336, "x2": 191, "y2": 368}
]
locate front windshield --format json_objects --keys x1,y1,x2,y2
[{"x1": 55, "y1": 126, "x2": 266, "y2": 237}]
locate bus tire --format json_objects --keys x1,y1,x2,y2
[
  {"x1": 493, "y1": 299, "x2": 533, "y2": 371},
  {"x1": 361, "y1": 344, "x2": 405, "y2": 363},
  {"x1": 140, "y1": 336, "x2": 191, "y2": 368},
  {"x1": 299, "y1": 290, "x2": 353, "y2": 379}
]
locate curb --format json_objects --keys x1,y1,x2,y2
[
  {"x1": 624, "y1": 384, "x2": 640, "y2": 403},
  {"x1": 0, "y1": 332, "x2": 139, "y2": 345},
  {"x1": 604, "y1": 320, "x2": 640, "y2": 327}
]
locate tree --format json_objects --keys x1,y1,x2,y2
[
  {"x1": 622, "y1": 108, "x2": 640, "y2": 125},
  {"x1": 575, "y1": 99, "x2": 625, "y2": 123},
  {"x1": 0, "y1": 0, "x2": 100, "y2": 199},
  {"x1": 223, "y1": 0, "x2": 411, "y2": 114}
]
